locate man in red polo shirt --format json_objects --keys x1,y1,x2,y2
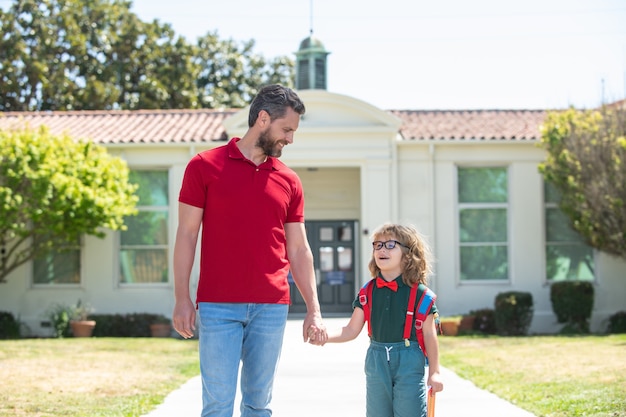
[{"x1": 172, "y1": 84, "x2": 327, "y2": 417}]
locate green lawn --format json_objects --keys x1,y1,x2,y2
[
  {"x1": 0, "y1": 338, "x2": 199, "y2": 417},
  {"x1": 1, "y1": 335, "x2": 624, "y2": 416},
  {"x1": 439, "y1": 334, "x2": 626, "y2": 417}
]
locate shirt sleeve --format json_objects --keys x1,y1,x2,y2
[
  {"x1": 179, "y1": 154, "x2": 206, "y2": 208},
  {"x1": 285, "y1": 173, "x2": 305, "y2": 223}
]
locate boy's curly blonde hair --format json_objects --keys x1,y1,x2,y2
[{"x1": 367, "y1": 223, "x2": 433, "y2": 286}]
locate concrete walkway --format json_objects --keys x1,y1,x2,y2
[{"x1": 143, "y1": 318, "x2": 536, "y2": 417}]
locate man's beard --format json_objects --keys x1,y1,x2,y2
[{"x1": 257, "y1": 129, "x2": 285, "y2": 157}]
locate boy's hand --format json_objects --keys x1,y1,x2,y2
[
  {"x1": 306, "y1": 324, "x2": 327, "y2": 346},
  {"x1": 427, "y1": 372, "x2": 444, "y2": 393}
]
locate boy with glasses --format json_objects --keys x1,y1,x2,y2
[{"x1": 315, "y1": 223, "x2": 443, "y2": 417}]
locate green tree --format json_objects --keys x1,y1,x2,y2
[
  {"x1": 539, "y1": 105, "x2": 626, "y2": 259},
  {"x1": 108, "y1": 16, "x2": 202, "y2": 110},
  {"x1": 0, "y1": 0, "x2": 295, "y2": 111},
  {"x1": 195, "y1": 32, "x2": 294, "y2": 109},
  {"x1": 0, "y1": 125, "x2": 138, "y2": 283},
  {"x1": 0, "y1": 0, "x2": 201, "y2": 111}
]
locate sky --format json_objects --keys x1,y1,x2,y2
[
  {"x1": 128, "y1": 0, "x2": 626, "y2": 110},
  {"x1": 2, "y1": 0, "x2": 625, "y2": 110}
]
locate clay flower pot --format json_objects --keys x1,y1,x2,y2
[
  {"x1": 70, "y1": 320, "x2": 96, "y2": 337},
  {"x1": 439, "y1": 318, "x2": 460, "y2": 336}
]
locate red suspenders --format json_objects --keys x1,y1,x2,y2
[{"x1": 359, "y1": 279, "x2": 437, "y2": 356}]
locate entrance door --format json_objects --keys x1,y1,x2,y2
[{"x1": 289, "y1": 220, "x2": 359, "y2": 314}]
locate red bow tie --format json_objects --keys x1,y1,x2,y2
[{"x1": 376, "y1": 277, "x2": 398, "y2": 292}]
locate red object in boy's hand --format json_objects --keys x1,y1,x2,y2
[{"x1": 427, "y1": 386, "x2": 436, "y2": 417}]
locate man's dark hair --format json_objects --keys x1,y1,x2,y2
[{"x1": 248, "y1": 84, "x2": 306, "y2": 127}]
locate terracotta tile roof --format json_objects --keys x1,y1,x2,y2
[
  {"x1": 0, "y1": 109, "x2": 236, "y2": 144},
  {"x1": 0, "y1": 108, "x2": 547, "y2": 144},
  {"x1": 390, "y1": 109, "x2": 546, "y2": 141}
]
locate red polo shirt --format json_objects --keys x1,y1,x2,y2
[{"x1": 178, "y1": 138, "x2": 304, "y2": 304}]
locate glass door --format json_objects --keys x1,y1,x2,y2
[{"x1": 289, "y1": 220, "x2": 358, "y2": 314}]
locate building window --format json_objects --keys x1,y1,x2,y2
[
  {"x1": 544, "y1": 183, "x2": 594, "y2": 281},
  {"x1": 457, "y1": 167, "x2": 509, "y2": 281},
  {"x1": 33, "y1": 238, "x2": 81, "y2": 285},
  {"x1": 120, "y1": 170, "x2": 169, "y2": 284}
]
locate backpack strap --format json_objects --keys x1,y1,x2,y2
[
  {"x1": 358, "y1": 279, "x2": 375, "y2": 337},
  {"x1": 414, "y1": 285, "x2": 437, "y2": 357}
]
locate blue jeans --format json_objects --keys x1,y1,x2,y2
[
  {"x1": 365, "y1": 340, "x2": 427, "y2": 417},
  {"x1": 197, "y1": 302, "x2": 289, "y2": 417}
]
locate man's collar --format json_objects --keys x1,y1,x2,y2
[{"x1": 227, "y1": 138, "x2": 279, "y2": 170}]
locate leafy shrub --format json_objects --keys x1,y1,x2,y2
[
  {"x1": 494, "y1": 291, "x2": 534, "y2": 336},
  {"x1": 470, "y1": 308, "x2": 497, "y2": 334},
  {"x1": 0, "y1": 311, "x2": 20, "y2": 339},
  {"x1": 608, "y1": 311, "x2": 626, "y2": 334},
  {"x1": 458, "y1": 313, "x2": 477, "y2": 334},
  {"x1": 90, "y1": 314, "x2": 127, "y2": 337},
  {"x1": 550, "y1": 281, "x2": 594, "y2": 333},
  {"x1": 91, "y1": 313, "x2": 162, "y2": 337},
  {"x1": 45, "y1": 303, "x2": 73, "y2": 338}
]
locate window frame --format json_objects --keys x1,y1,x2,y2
[
  {"x1": 118, "y1": 168, "x2": 171, "y2": 287},
  {"x1": 31, "y1": 236, "x2": 83, "y2": 288},
  {"x1": 542, "y1": 182, "x2": 596, "y2": 283},
  {"x1": 455, "y1": 165, "x2": 511, "y2": 284}
]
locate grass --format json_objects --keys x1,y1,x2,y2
[
  {"x1": 1, "y1": 335, "x2": 625, "y2": 416},
  {"x1": 0, "y1": 338, "x2": 199, "y2": 417},
  {"x1": 439, "y1": 334, "x2": 626, "y2": 417}
]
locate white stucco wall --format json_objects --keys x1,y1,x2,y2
[
  {"x1": 3, "y1": 90, "x2": 624, "y2": 336},
  {"x1": 395, "y1": 141, "x2": 626, "y2": 333}
]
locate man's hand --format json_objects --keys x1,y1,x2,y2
[
  {"x1": 172, "y1": 298, "x2": 196, "y2": 339},
  {"x1": 303, "y1": 312, "x2": 327, "y2": 346}
]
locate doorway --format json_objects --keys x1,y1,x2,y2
[{"x1": 289, "y1": 220, "x2": 359, "y2": 314}]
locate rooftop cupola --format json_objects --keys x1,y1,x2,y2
[{"x1": 295, "y1": 34, "x2": 330, "y2": 90}]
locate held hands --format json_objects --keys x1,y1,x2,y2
[
  {"x1": 306, "y1": 324, "x2": 328, "y2": 346},
  {"x1": 303, "y1": 312, "x2": 327, "y2": 346}
]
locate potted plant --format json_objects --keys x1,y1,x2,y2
[
  {"x1": 439, "y1": 315, "x2": 461, "y2": 336},
  {"x1": 149, "y1": 315, "x2": 172, "y2": 338},
  {"x1": 69, "y1": 300, "x2": 96, "y2": 337}
]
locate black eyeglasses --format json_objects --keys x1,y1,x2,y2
[{"x1": 372, "y1": 240, "x2": 407, "y2": 251}]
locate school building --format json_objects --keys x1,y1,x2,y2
[{"x1": 1, "y1": 35, "x2": 624, "y2": 335}]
